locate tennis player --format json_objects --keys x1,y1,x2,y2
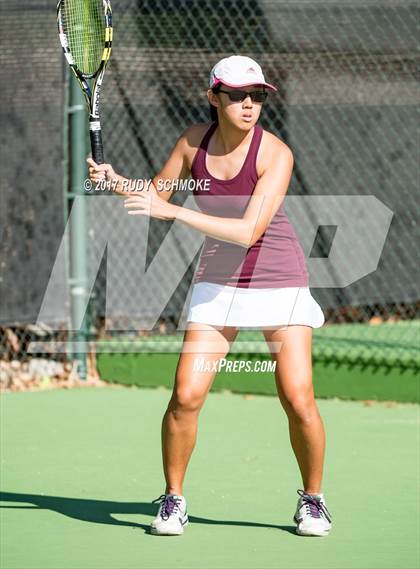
[{"x1": 88, "y1": 55, "x2": 332, "y2": 537}]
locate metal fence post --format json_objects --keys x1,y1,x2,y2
[{"x1": 67, "y1": 73, "x2": 89, "y2": 379}]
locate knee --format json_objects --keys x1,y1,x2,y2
[
  {"x1": 168, "y1": 386, "x2": 203, "y2": 415},
  {"x1": 283, "y1": 392, "x2": 318, "y2": 425}
]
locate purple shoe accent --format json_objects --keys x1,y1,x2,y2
[
  {"x1": 297, "y1": 489, "x2": 332, "y2": 523},
  {"x1": 152, "y1": 494, "x2": 183, "y2": 521}
]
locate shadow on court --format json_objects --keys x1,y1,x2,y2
[{"x1": 0, "y1": 491, "x2": 296, "y2": 535}]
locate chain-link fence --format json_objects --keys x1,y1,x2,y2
[{"x1": 0, "y1": 1, "x2": 419, "y2": 380}]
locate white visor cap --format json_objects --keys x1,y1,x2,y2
[{"x1": 209, "y1": 55, "x2": 277, "y2": 91}]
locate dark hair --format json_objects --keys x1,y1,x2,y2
[{"x1": 209, "y1": 83, "x2": 221, "y2": 124}]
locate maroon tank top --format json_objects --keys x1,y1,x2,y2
[{"x1": 191, "y1": 122, "x2": 309, "y2": 289}]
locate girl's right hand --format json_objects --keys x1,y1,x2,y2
[{"x1": 87, "y1": 157, "x2": 117, "y2": 184}]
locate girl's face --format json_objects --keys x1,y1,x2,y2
[{"x1": 208, "y1": 85, "x2": 267, "y2": 131}]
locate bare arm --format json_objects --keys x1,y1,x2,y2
[
  {"x1": 172, "y1": 141, "x2": 294, "y2": 247},
  {"x1": 150, "y1": 133, "x2": 191, "y2": 202},
  {"x1": 120, "y1": 128, "x2": 294, "y2": 248}
]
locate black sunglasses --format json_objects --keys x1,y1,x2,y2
[{"x1": 218, "y1": 89, "x2": 268, "y2": 103}]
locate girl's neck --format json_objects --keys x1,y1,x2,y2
[{"x1": 213, "y1": 120, "x2": 254, "y2": 155}]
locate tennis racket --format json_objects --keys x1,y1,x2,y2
[{"x1": 57, "y1": 0, "x2": 113, "y2": 164}]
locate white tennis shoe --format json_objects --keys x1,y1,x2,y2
[
  {"x1": 293, "y1": 489, "x2": 332, "y2": 537},
  {"x1": 150, "y1": 494, "x2": 189, "y2": 536}
]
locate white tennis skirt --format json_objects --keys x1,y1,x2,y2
[{"x1": 187, "y1": 282, "x2": 325, "y2": 329}]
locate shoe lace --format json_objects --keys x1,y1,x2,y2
[
  {"x1": 297, "y1": 489, "x2": 332, "y2": 523},
  {"x1": 152, "y1": 494, "x2": 181, "y2": 521}
]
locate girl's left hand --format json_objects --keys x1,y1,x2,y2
[{"x1": 123, "y1": 185, "x2": 177, "y2": 221}]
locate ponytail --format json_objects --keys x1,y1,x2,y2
[{"x1": 209, "y1": 104, "x2": 218, "y2": 124}]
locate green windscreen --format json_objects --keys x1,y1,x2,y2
[{"x1": 62, "y1": 0, "x2": 105, "y2": 75}]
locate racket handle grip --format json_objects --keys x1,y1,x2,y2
[{"x1": 89, "y1": 121, "x2": 104, "y2": 165}]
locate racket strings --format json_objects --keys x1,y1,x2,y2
[{"x1": 62, "y1": 0, "x2": 105, "y2": 75}]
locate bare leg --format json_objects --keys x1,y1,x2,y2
[
  {"x1": 263, "y1": 325, "x2": 326, "y2": 494},
  {"x1": 162, "y1": 323, "x2": 238, "y2": 496}
]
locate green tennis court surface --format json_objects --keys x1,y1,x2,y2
[{"x1": 1, "y1": 387, "x2": 419, "y2": 569}]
